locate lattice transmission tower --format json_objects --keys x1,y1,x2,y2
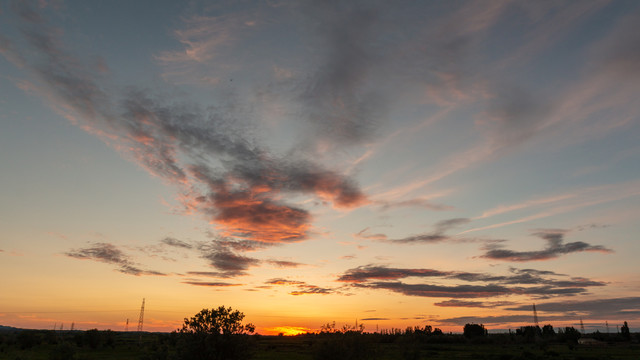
[
  {"x1": 137, "y1": 298, "x2": 145, "y2": 333},
  {"x1": 532, "y1": 303, "x2": 539, "y2": 327}
]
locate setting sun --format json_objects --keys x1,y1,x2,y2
[{"x1": 266, "y1": 326, "x2": 312, "y2": 336}]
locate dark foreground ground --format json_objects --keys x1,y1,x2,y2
[{"x1": 1, "y1": 329, "x2": 639, "y2": 360}]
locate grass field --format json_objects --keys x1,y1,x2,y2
[{"x1": 1, "y1": 330, "x2": 639, "y2": 359}]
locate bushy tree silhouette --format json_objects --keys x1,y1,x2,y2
[
  {"x1": 621, "y1": 321, "x2": 630, "y2": 340},
  {"x1": 463, "y1": 323, "x2": 487, "y2": 338},
  {"x1": 178, "y1": 306, "x2": 255, "y2": 335},
  {"x1": 175, "y1": 306, "x2": 255, "y2": 360}
]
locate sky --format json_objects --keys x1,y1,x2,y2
[{"x1": 1, "y1": 0, "x2": 639, "y2": 335}]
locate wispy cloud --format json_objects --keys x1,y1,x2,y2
[
  {"x1": 198, "y1": 243, "x2": 261, "y2": 277},
  {"x1": 479, "y1": 229, "x2": 612, "y2": 262},
  {"x1": 266, "y1": 278, "x2": 334, "y2": 296},
  {"x1": 4, "y1": 1, "x2": 368, "y2": 248},
  {"x1": 437, "y1": 314, "x2": 539, "y2": 326},
  {"x1": 181, "y1": 281, "x2": 243, "y2": 287},
  {"x1": 440, "y1": 297, "x2": 640, "y2": 326},
  {"x1": 66, "y1": 242, "x2": 166, "y2": 276},
  {"x1": 265, "y1": 259, "x2": 305, "y2": 268},
  {"x1": 355, "y1": 281, "x2": 512, "y2": 299},
  {"x1": 433, "y1": 299, "x2": 516, "y2": 308},
  {"x1": 374, "y1": 198, "x2": 453, "y2": 212},
  {"x1": 185, "y1": 271, "x2": 230, "y2": 278},
  {"x1": 161, "y1": 237, "x2": 193, "y2": 249},
  {"x1": 506, "y1": 297, "x2": 640, "y2": 317},
  {"x1": 462, "y1": 181, "x2": 640, "y2": 235},
  {"x1": 384, "y1": 218, "x2": 471, "y2": 244},
  {"x1": 338, "y1": 264, "x2": 605, "y2": 299}
]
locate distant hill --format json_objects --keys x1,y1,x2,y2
[{"x1": 0, "y1": 325, "x2": 21, "y2": 332}]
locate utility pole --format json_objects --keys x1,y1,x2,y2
[{"x1": 137, "y1": 298, "x2": 145, "y2": 345}]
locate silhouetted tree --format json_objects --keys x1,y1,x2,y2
[
  {"x1": 313, "y1": 322, "x2": 375, "y2": 360},
  {"x1": 463, "y1": 323, "x2": 487, "y2": 338},
  {"x1": 541, "y1": 324, "x2": 555, "y2": 338},
  {"x1": 16, "y1": 331, "x2": 39, "y2": 349},
  {"x1": 84, "y1": 329, "x2": 102, "y2": 349},
  {"x1": 621, "y1": 321, "x2": 630, "y2": 340},
  {"x1": 516, "y1": 326, "x2": 541, "y2": 341},
  {"x1": 175, "y1": 306, "x2": 255, "y2": 360},
  {"x1": 560, "y1": 326, "x2": 581, "y2": 343},
  {"x1": 320, "y1": 321, "x2": 338, "y2": 334}
]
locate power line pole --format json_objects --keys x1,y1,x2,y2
[
  {"x1": 137, "y1": 298, "x2": 145, "y2": 332},
  {"x1": 137, "y1": 298, "x2": 145, "y2": 345},
  {"x1": 532, "y1": 303, "x2": 539, "y2": 327}
]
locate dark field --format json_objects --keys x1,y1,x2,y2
[{"x1": 1, "y1": 329, "x2": 639, "y2": 360}]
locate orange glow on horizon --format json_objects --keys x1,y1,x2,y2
[{"x1": 262, "y1": 326, "x2": 313, "y2": 336}]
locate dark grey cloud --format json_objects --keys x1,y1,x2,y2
[
  {"x1": 66, "y1": 242, "x2": 166, "y2": 276},
  {"x1": 439, "y1": 297, "x2": 640, "y2": 325},
  {"x1": 290, "y1": 287, "x2": 333, "y2": 295},
  {"x1": 480, "y1": 86, "x2": 550, "y2": 149},
  {"x1": 338, "y1": 264, "x2": 604, "y2": 299},
  {"x1": 506, "y1": 297, "x2": 640, "y2": 316},
  {"x1": 480, "y1": 229, "x2": 612, "y2": 261},
  {"x1": 434, "y1": 299, "x2": 516, "y2": 308},
  {"x1": 186, "y1": 271, "x2": 229, "y2": 278},
  {"x1": 161, "y1": 237, "x2": 192, "y2": 249},
  {"x1": 10, "y1": 0, "x2": 44, "y2": 23},
  {"x1": 182, "y1": 281, "x2": 242, "y2": 287},
  {"x1": 389, "y1": 234, "x2": 449, "y2": 244},
  {"x1": 591, "y1": 11, "x2": 640, "y2": 79},
  {"x1": 434, "y1": 218, "x2": 471, "y2": 233},
  {"x1": 299, "y1": 2, "x2": 384, "y2": 145},
  {"x1": 265, "y1": 259, "x2": 305, "y2": 268},
  {"x1": 361, "y1": 317, "x2": 389, "y2": 321},
  {"x1": 199, "y1": 244, "x2": 261, "y2": 277},
  {"x1": 353, "y1": 228, "x2": 388, "y2": 241},
  {"x1": 438, "y1": 315, "x2": 538, "y2": 326},
  {"x1": 5, "y1": 1, "x2": 368, "y2": 249},
  {"x1": 376, "y1": 198, "x2": 453, "y2": 211},
  {"x1": 119, "y1": 265, "x2": 166, "y2": 276},
  {"x1": 66, "y1": 242, "x2": 128, "y2": 264},
  {"x1": 266, "y1": 278, "x2": 334, "y2": 296},
  {"x1": 0, "y1": 34, "x2": 26, "y2": 67},
  {"x1": 510, "y1": 268, "x2": 566, "y2": 277},
  {"x1": 338, "y1": 265, "x2": 448, "y2": 283},
  {"x1": 266, "y1": 278, "x2": 306, "y2": 286},
  {"x1": 386, "y1": 218, "x2": 471, "y2": 244},
  {"x1": 118, "y1": 93, "x2": 367, "y2": 244},
  {"x1": 338, "y1": 264, "x2": 604, "y2": 288},
  {"x1": 357, "y1": 281, "x2": 512, "y2": 298},
  {"x1": 214, "y1": 239, "x2": 265, "y2": 252}
]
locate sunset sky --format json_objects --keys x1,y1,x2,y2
[{"x1": 1, "y1": 0, "x2": 639, "y2": 335}]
